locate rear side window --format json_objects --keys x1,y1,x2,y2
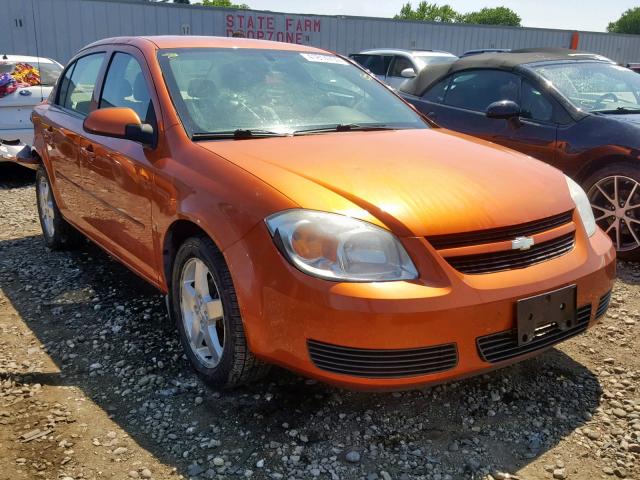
[
  {"x1": 350, "y1": 54, "x2": 392, "y2": 76},
  {"x1": 444, "y1": 70, "x2": 519, "y2": 112},
  {"x1": 58, "y1": 53, "x2": 105, "y2": 115},
  {"x1": 99, "y1": 52, "x2": 154, "y2": 124}
]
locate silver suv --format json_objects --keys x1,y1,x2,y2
[{"x1": 349, "y1": 49, "x2": 457, "y2": 89}]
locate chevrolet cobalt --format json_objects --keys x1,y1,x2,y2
[{"x1": 27, "y1": 37, "x2": 615, "y2": 389}]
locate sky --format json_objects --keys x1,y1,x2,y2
[{"x1": 230, "y1": 1, "x2": 636, "y2": 33}]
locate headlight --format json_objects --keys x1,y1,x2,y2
[
  {"x1": 265, "y1": 209, "x2": 418, "y2": 282},
  {"x1": 565, "y1": 175, "x2": 596, "y2": 237}
]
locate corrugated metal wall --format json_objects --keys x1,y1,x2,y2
[{"x1": 2, "y1": 0, "x2": 640, "y2": 65}]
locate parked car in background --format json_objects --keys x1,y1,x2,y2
[
  {"x1": 349, "y1": 48, "x2": 457, "y2": 88},
  {"x1": 627, "y1": 63, "x2": 640, "y2": 73},
  {"x1": 27, "y1": 36, "x2": 614, "y2": 391},
  {"x1": 0, "y1": 55, "x2": 63, "y2": 163},
  {"x1": 400, "y1": 49, "x2": 640, "y2": 259},
  {"x1": 461, "y1": 48, "x2": 511, "y2": 57}
]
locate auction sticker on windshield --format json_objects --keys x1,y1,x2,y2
[{"x1": 300, "y1": 53, "x2": 348, "y2": 64}]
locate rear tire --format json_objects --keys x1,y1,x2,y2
[
  {"x1": 170, "y1": 234, "x2": 270, "y2": 388},
  {"x1": 35, "y1": 166, "x2": 83, "y2": 250},
  {"x1": 583, "y1": 162, "x2": 640, "y2": 261}
]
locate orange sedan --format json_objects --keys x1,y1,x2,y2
[{"x1": 27, "y1": 36, "x2": 615, "y2": 390}]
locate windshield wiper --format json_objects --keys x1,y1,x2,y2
[
  {"x1": 293, "y1": 123, "x2": 394, "y2": 135},
  {"x1": 191, "y1": 129, "x2": 289, "y2": 140},
  {"x1": 592, "y1": 106, "x2": 640, "y2": 114}
]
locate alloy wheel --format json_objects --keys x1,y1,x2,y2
[
  {"x1": 179, "y1": 258, "x2": 225, "y2": 368},
  {"x1": 588, "y1": 175, "x2": 640, "y2": 252},
  {"x1": 38, "y1": 175, "x2": 56, "y2": 238}
]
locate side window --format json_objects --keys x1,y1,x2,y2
[
  {"x1": 521, "y1": 80, "x2": 554, "y2": 123},
  {"x1": 444, "y1": 70, "x2": 519, "y2": 112},
  {"x1": 60, "y1": 53, "x2": 105, "y2": 116},
  {"x1": 99, "y1": 52, "x2": 154, "y2": 124},
  {"x1": 422, "y1": 77, "x2": 451, "y2": 103},
  {"x1": 350, "y1": 54, "x2": 391, "y2": 76},
  {"x1": 389, "y1": 56, "x2": 414, "y2": 77}
]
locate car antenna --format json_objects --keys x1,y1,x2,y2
[
  {"x1": 1, "y1": 54, "x2": 7, "y2": 60},
  {"x1": 29, "y1": 0, "x2": 44, "y2": 101}
]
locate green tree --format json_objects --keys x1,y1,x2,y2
[
  {"x1": 201, "y1": 0, "x2": 249, "y2": 8},
  {"x1": 459, "y1": 7, "x2": 521, "y2": 26},
  {"x1": 394, "y1": 2, "x2": 458, "y2": 23},
  {"x1": 607, "y1": 7, "x2": 640, "y2": 34}
]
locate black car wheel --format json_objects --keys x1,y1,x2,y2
[
  {"x1": 35, "y1": 166, "x2": 83, "y2": 250},
  {"x1": 584, "y1": 163, "x2": 640, "y2": 260},
  {"x1": 170, "y1": 235, "x2": 270, "y2": 388}
]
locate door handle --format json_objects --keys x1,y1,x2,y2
[{"x1": 81, "y1": 144, "x2": 95, "y2": 160}]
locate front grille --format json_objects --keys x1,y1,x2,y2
[
  {"x1": 446, "y1": 232, "x2": 575, "y2": 275},
  {"x1": 426, "y1": 210, "x2": 573, "y2": 250},
  {"x1": 477, "y1": 304, "x2": 592, "y2": 363},
  {"x1": 596, "y1": 290, "x2": 612, "y2": 318},
  {"x1": 307, "y1": 340, "x2": 458, "y2": 378}
]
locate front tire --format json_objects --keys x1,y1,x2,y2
[
  {"x1": 170, "y1": 235, "x2": 270, "y2": 388},
  {"x1": 584, "y1": 162, "x2": 640, "y2": 261},
  {"x1": 35, "y1": 166, "x2": 83, "y2": 250}
]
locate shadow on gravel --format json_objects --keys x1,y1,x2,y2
[
  {"x1": 0, "y1": 232, "x2": 604, "y2": 479},
  {"x1": 0, "y1": 163, "x2": 35, "y2": 188}
]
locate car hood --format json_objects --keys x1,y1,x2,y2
[
  {"x1": 604, "y1": 113, "x2": 640, "y2": 126},
  {"x1": 199, "y1": 129, "x2": 574, "y2": 237}
]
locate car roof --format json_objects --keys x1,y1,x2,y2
[
  {"x1": 0, "y1": 54, "x2": 58, "y2": 64},
  {"x1": 81, "y1": 35, "x2": 326, "y2": 53},
  {"x1": 356, "y1": 48, "x2": 456, "y2": 57},
  {"x1": 399, "y1": 48, "x2": 615, "y2": 96}
]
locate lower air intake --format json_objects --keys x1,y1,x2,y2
[
  {"x1": 307, "y1": 340, "x2": 458, "y2": 378},
  {"x1": 596, "y1": 290, "x2": 612, "y2": 319},
  {"x1": 477, "y1": 304, "x2": 592, "y2": 363}
]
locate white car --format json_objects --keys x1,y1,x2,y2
[
  {"x1": 349, "y1": 49, "x2": 457, "y2": 89},
  {"x1": 0, "y1": 55, "x2": 63, "y2": 163}
]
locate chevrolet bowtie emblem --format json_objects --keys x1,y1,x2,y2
[{"x1": 512, "y1": 236, "x2": 535, "y2": 251}]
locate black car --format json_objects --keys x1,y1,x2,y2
[{"x1": 400, "y1": 49, "x2": 640, "y2": 259}]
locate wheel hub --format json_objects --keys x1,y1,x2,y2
[
  {"x1": 179, "y1": 258, "x2": 225, "y2": 368},
  {"x1": 588, "y1": 175, "x2": 640, "y2": 252}
]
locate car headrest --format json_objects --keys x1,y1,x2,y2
[
  {"x1": 116, "y1": 79, "x2": 132, "y2": 100},
  {"x1": 188, "y1": 78, "x2": 216, "y2": 99},
  {"x1": 132, "y1": 73, "x2": 149, "y2": 102}
]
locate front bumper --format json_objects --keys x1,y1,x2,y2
[{"x1": 225, "y1": 221, "x2": 616, "y2": 390}]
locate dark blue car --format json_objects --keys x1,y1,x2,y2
[{"x1": 400, "y1": 49, "x2": 640, "y2": 259}]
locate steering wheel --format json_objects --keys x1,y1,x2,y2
[{"x1": 594, "y1": 92, "x2": 619, "y2": 108}]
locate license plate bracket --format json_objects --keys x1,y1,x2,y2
[{"x1": 516, "y1": 285, "x2": 576, "y2": 346}]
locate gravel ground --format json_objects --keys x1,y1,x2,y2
[{"x1": 0, "y1": 163, "x2": 639, "y2": 480}]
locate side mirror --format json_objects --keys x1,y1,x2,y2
[
  {"x1": 83, "y1": 107, "x2": 155, "y2": 147},
  {"x1": 486, "y1": 100, "x2": 521, "y2": 119},
  {"x1": 400, "y1": 67, "x2": 417, "y2": 78}
]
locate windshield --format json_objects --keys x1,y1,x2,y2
[
  {"x1": 532, "y1": 62, "x2": 640, "y2": 113},
  {"x1": 157, "y1": 48, "x2": 427, "y2": 137},
  {"x1": 0, "y1": 61, "x2": 62, "y2": 87}
]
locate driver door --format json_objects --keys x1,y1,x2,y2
[{"x1": 78, "y1": 48, "x2": 158, "y2": 282}]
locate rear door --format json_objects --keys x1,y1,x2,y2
[
  {"x1": 43, "y1": 52, "x2": 106, "y2": 221},
  {"x1": 78, "y1": 48, "x2": 158, "y2": 281}
]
